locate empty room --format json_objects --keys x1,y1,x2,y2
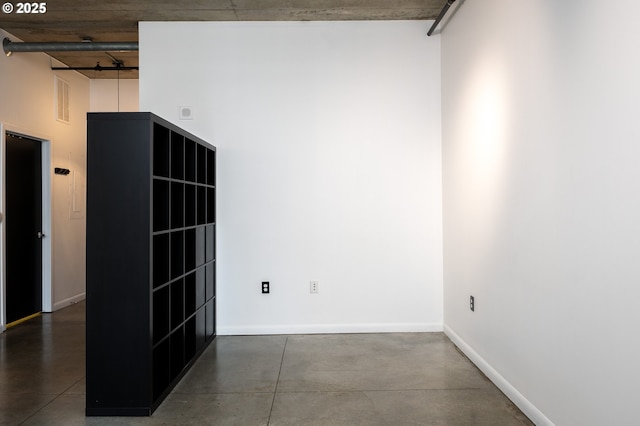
[{"x1": 1, "y1": 1, "x2": 638, "y2": 425}]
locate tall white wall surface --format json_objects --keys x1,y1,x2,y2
[
  {"x1": 90, "y1": 79, "x2": 139, "y2": 112},
  {"x1": 441, "y1": 1, "x2": 640, "y2": 424},
  {"x1": 140, "y1": 21, "x2": 443, "y2": 334},
  {"x1": 0, "y1": 29, "x2": 89, "y2": 321}
]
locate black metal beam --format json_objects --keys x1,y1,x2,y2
[
  {"x1": 51, "y1": 65, "x2": 138, "y2": 71},
  {"x1": 428, "y1": 0, "x2": 457, "y2": 36}
]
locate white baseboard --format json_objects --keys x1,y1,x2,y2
[
  {"x1": 218, "y1": 322, "x2": 443, "y2": 336},
  {"x1": 443, "y1": 324, "x2": 553, "y2": 426},
  {"x1": 50, "y1": 292, "x2": 86, "y2": 312}
]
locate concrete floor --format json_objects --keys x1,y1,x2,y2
[{"x1": 0, "y1": 302, "x2": 532, "y2": 425}]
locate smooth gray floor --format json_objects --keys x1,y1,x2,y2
[{"x1": 0, "y1": 302, "x2": 532, "y2": 425}]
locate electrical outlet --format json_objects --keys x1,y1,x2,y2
[
  {"x1": 262, "y1": 281, "x2": 270, "y2": 294},
  {"x1": 470, "y1": 295, "x2": 475, "y2": 312},
  {"x1": 310, "y1": 281, "x2": 319, "y2": 294}
]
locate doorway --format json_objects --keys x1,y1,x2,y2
[{"x1": 4, "y1": 132, "x2": 44, "y2": 325}]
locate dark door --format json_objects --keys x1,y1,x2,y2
[{"x1": 5, "y1": 132, "x2": 42, "y2": 324}]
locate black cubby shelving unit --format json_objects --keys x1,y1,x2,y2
[{"x1": 86, "y1": 112, "x2": 216, "y2": 416}]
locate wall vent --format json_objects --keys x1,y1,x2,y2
[{"x1": 55, "y1": 76, "x2": 70, "y2": 123}]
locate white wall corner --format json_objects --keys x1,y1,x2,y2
[
  {"x1": 52, "y1": 292, "x2": 86, "y2": 312},
  {"x1": 444, "y1": 324, "x2": 554, "y2": 426}
]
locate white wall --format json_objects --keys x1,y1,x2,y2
[
  {"x1": 0, "y1": 29, "x2": 89, "y2": 323},
  {"x1": 90, "y1": 79, "x2": 139, "y2": 112},
  {"x1": 441, "y1": 1, "x2": 640, "y2": 425},
  {"x1": 140, "y1": 21, "x2": 443, "y2": 334}
]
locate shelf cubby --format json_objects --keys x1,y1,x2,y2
[
  {"x1": 185, "y1": 228, "x2": 196, "y2": 272},
  {"x1": 171, "y1": 132, "x2": 184, "y2": 180},
  {"x1": 207, "y1": 150, "x2": 216, "y2": 186},
  {"x1": 196, "y1": 266, "x2": 206, "y2": 309},
  {"x1": 206, "y1": 300, "x2": 215, "y2": 338},
  {"x1": 153, "y1": 234, "x2": 170, "y2": 288},
  {"x1": 196, "y1": 226, "x2": 205, "y2": 267},
  {"x1": 170, "y1": 327, "x2": 185, "y2": 381},
  {"x1": 185, "y1": 184, "x2": 196, "y2": 227},
  {"x1": 206, "y1": 263, "x2": 215, "y2": 301},
  {"x1": 197, "y1": 186, "x2": 206, "y2": 225},
  {"x1": 207, "y1": 188, "x2": 216, "y2": 224},
  {"x1": 197, "y1": 144, "x2": 207, "y2": 184},
  {"x1": 196, "y1": 307, "x2": 207, "y2": 348},
  {"x1": 170, "y1": 231, "x2": 184, "y2": 280},
  {"x1": 185, "y1": 316, "x2": 197, "y2": 361},
  {"x1": 171, "y1": 279, "x2": 184, "y2": 330},
  {"x1": 206, "y1": 225, "x2": 215, "y2": 263},
  {"x1": 185, "y1": 139, "x2": 196, "y2": 182},
  {"x1": 185, "y1": 271, "x2": 196, "y2": 318},
  {"x1": 153, "y1": 124, "x2": 170, "y2": 178},
  {"x1": 152, "y1": 339, "x2": 170, "y2": 402},
  {"x1": 171, "y1": 182, "x2": 184, "y2": 229},
  {"x1": 153, "y1": 286, "x2": 170, "y2": 344},
  {"x1": 153, "y1": 180, "x2": 170, "y2": 232}
]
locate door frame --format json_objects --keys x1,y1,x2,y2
[{"x1": 0, "y1": 123, "x2": 52, "y2": 332}]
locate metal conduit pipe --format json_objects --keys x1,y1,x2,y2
[
  {"x1": 3, "y1": 38, "x2": 138, "y2": 55},
  {"x1": 427, "y1": 0, "x2": 457, "y2": 36}
]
